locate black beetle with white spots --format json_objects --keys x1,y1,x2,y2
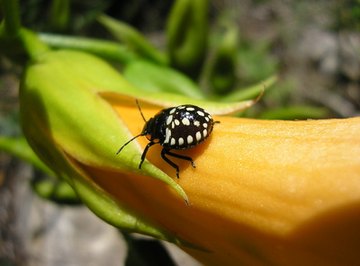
[{"x1": 117, "y1": 101, "x2": 219, "y2": 178}]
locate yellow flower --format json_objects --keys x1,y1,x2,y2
[
  {"x1": 20, "y1": 48, "x2": 360, "y2": 265},
  {"x1": 96, "y1": 104, "x2": 360, "y2": 265}
]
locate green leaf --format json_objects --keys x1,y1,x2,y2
[
  {"x1": 221, "y1": 75, "x2": 278, "y2": 102},
  {"x1": 123, "y1": 60, "x2": 205, "y2": 99},
  {"x1": 39, "y1": 33, "x2": 139, "y2": 64},
  {"x1": 97, "y1": 14, "x2": 167, "y2": 65}
]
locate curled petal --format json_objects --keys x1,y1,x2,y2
[{"x1": 97, "y1": 103, "x2": 360, "y2": 265}]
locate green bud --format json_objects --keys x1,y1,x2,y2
[{"x1": 19, "y1": 49, "x2": 187, "y2": 240}]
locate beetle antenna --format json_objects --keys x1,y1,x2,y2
[
  {"x1": 116, "y1": 133, "x2": 144, "y2": 154},
  {"x1": 136, "y1": 99, "x2": 147, "y2": 122}
]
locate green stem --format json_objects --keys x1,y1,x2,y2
[
  {"x1": 39, "y1": 33, "x2": 139, "y2": 64},
  {"x1": 1, "y1": 0, "x2": 21, "y2": 36}
]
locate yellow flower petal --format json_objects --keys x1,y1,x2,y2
[{"x1": 94, "y1": 103, "x2": 360, "y2": 265}]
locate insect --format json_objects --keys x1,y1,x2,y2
[{"x1": 117, "y1": 100, "x2": 219, "y2": 178}]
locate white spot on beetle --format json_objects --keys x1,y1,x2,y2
[
  {"x1": 182, "y1": 117, "x2": 190, "y2": 126},
  {"x1": 196, "y1": 131, "x2": 202, "y2": 141},
  {"x1": 170, "y1": 138, "x2": 176, "y2": 146},
  {"x1": 164, "y1": 128, "x2": 171, "y2": 143},
  {"x1": 166, "y1": 115, "x2": 173, "y2": 125},
  {"x1": 203, "y1": 129, "x2": 208, "y2": 137},
  {"x1": 187, "y1": 135, "x2": 193, "y2": 144},
  {"x1": 197, "y1": 110, "x2": 205, "y2": 116}
]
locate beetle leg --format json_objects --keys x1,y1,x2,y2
[
  {"x1": 165, "y1": 150, "x2": 196, "y2": 168},
  {"x1": 161, "y1": 149, "x2": 196, "y2": 178},
  {"x1": 161, "y1": 148, "x2": 180, "y2": 178},
  {"x1": 139, "y1": 141, "x2": 157, "y2": 169}
]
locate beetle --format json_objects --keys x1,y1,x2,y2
[{"x1": 117, "y1": 100, "x2": 219, "y2": 178}]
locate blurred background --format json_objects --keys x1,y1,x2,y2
[{"x1": 1, "y1": 0, "x2": 359, "y2": 265}]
